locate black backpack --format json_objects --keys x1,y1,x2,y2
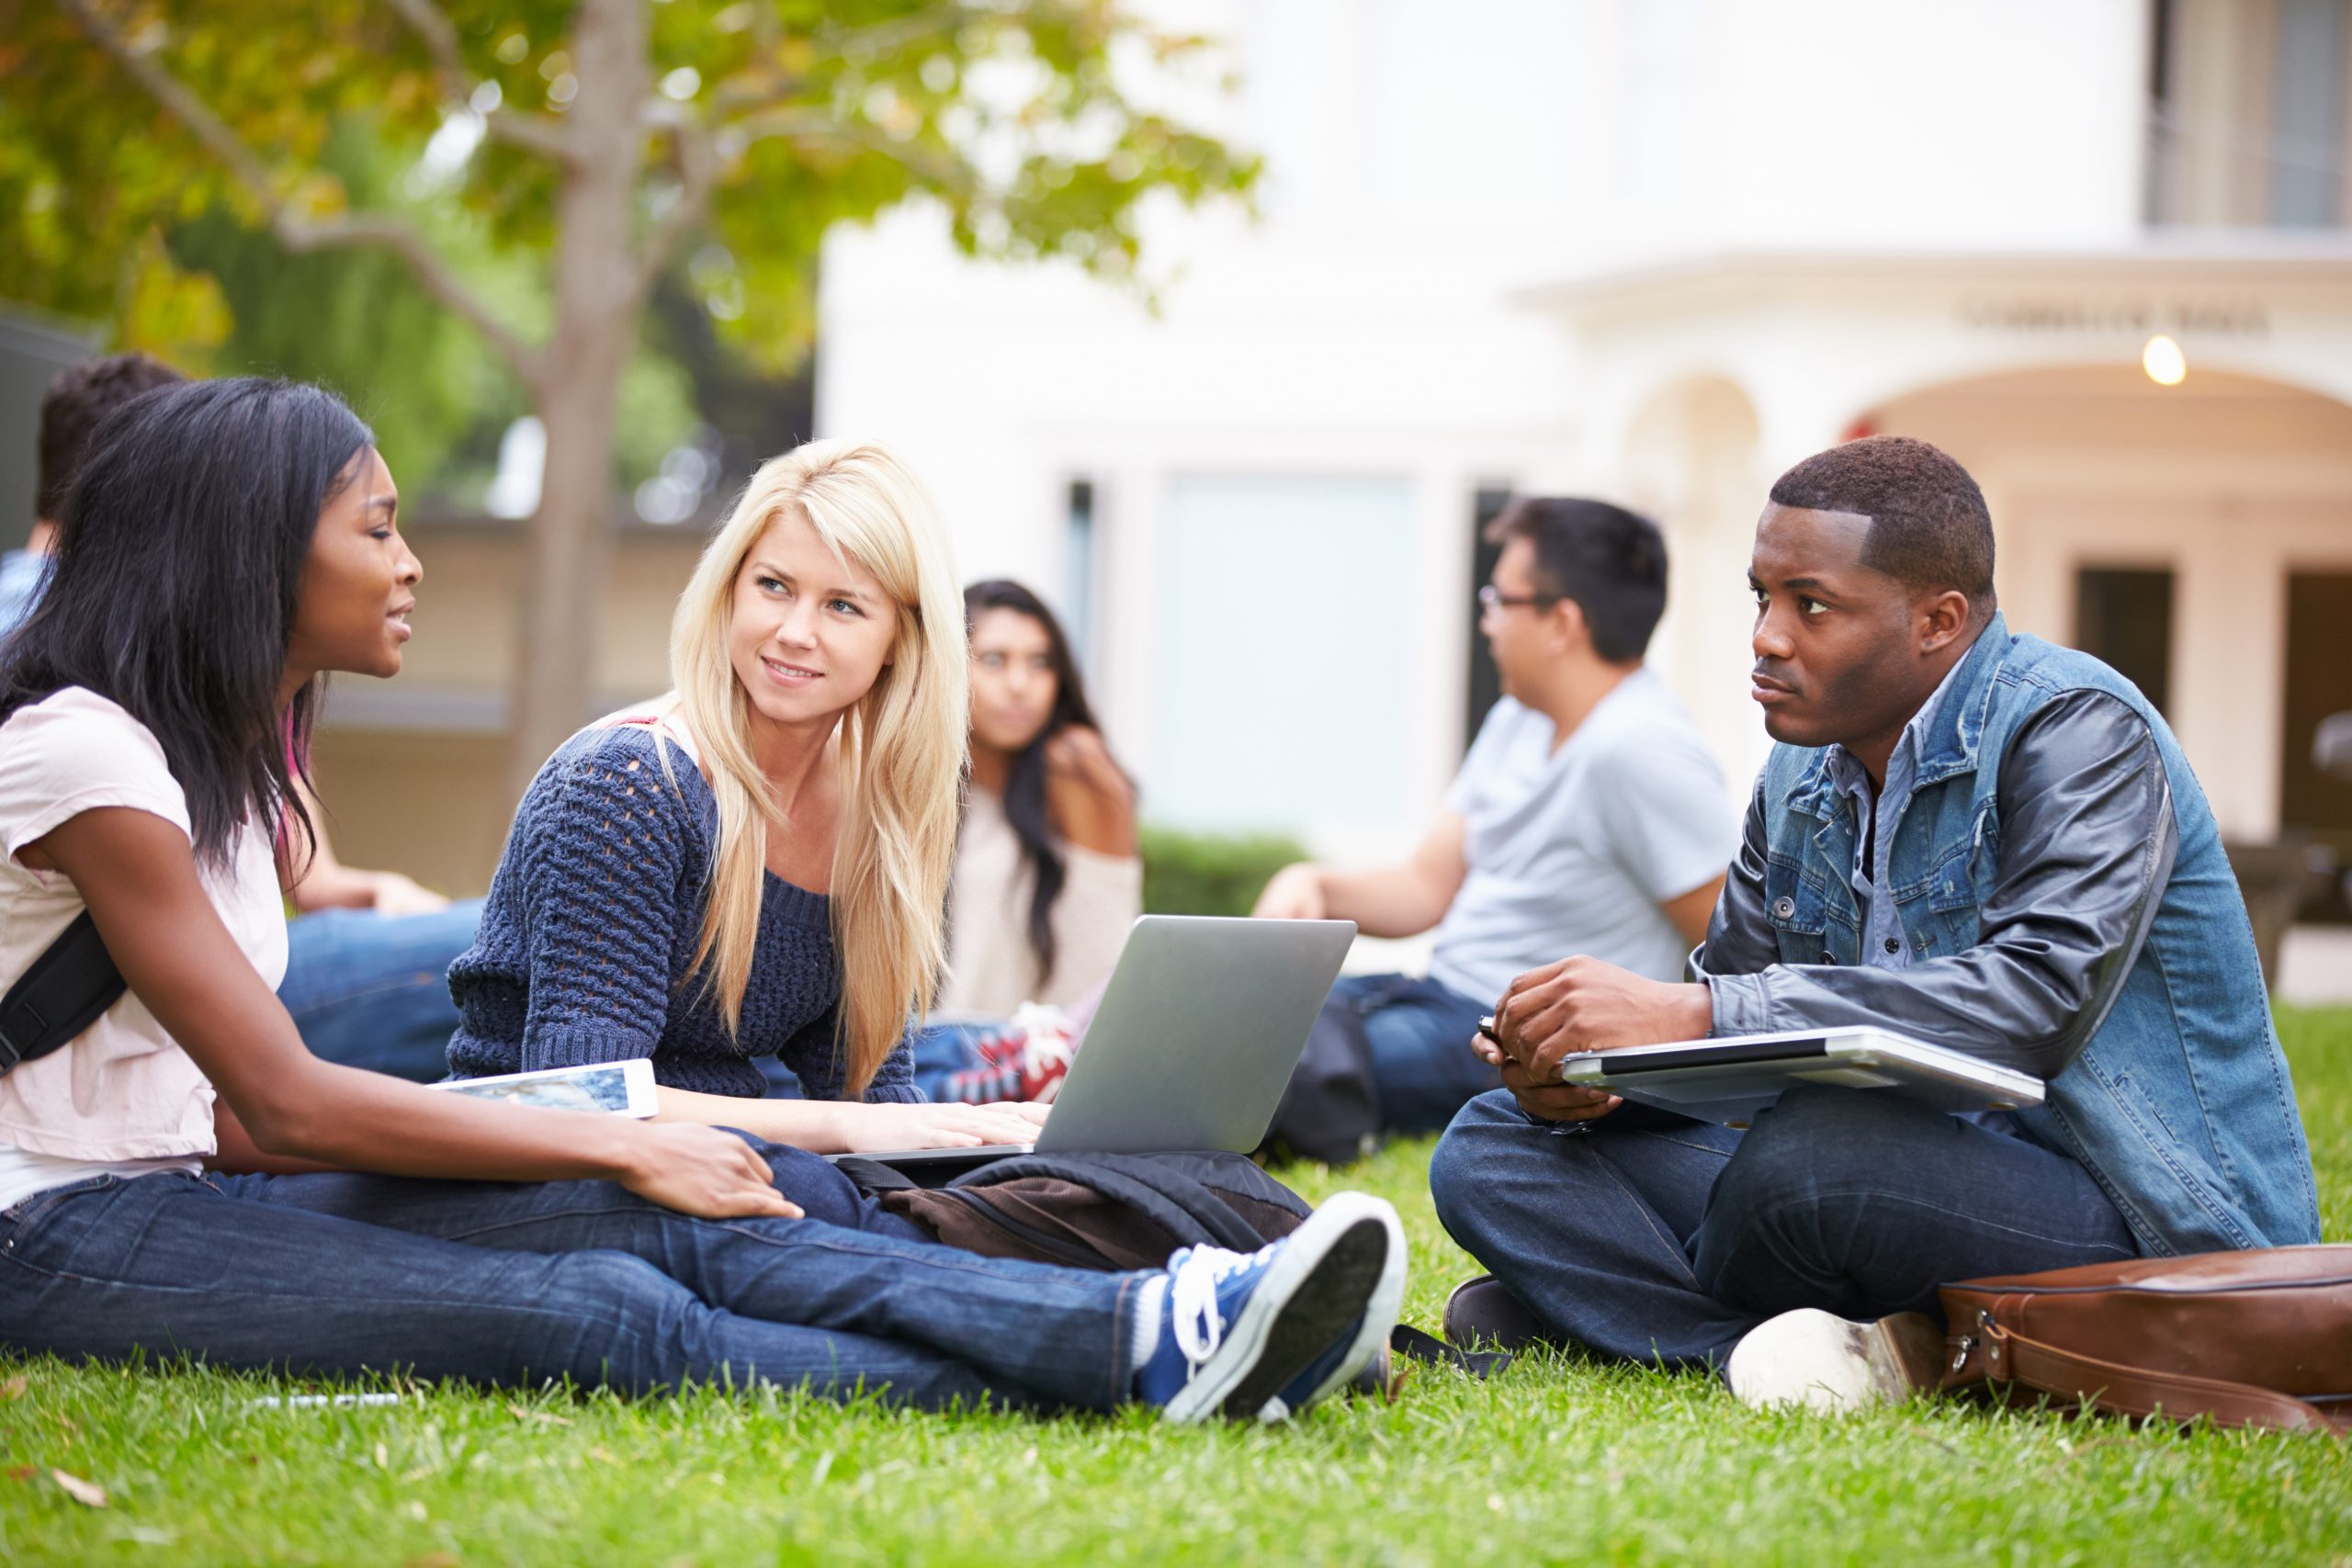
[
  {"x1": 1259, "y1": 987, "x2": 1383, "y2": 1167},
  {"x1": 836, "y1": 1149, "x2": 1509, "y2": 1383},
  {"x1": 837, "y1": 1149, "x2": 1312, "y2": 1271}
]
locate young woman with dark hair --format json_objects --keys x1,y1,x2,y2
[
  {"x1": 940, "y1": 581, "x2": 1140, "y2": 1019},
  {"x1": 0, "y1": 378, "x2": 1402, "y2": 1419}
]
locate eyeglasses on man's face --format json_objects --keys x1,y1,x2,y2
[{"x1": 1478, "y1": 583, "x2": 1561, "y2": 615}]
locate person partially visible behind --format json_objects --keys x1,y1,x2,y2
[
  {"x1": 941, "y1": 581, "x2": 1139, "y2": 1018},
  {"x1": 1253, "y1": 498, "x2": 1737, "y2": 1138},
  {"x1": 270, "y1": 790, "x2": 483, "y2": 1081},
  {"x1": 1430, "y1": 436, "x2": 2321, "y2": 1414},
  {"x1": 899, "y1": 582, "x2": 1138, "y2": 1106},
  {"x1": 9, "y1": 352, "x2": 478, "y2": 1082},
  {"x1": 0, "y1": 354, "x2": 184, "y2": 638},
  {"x1": 872, "y1": 581, "x2": 1145, "y2": 1103}
]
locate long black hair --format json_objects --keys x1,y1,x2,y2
[
  {"x1": 964, "y1": 580, "x2": 1116, "y2": 983},
  {"x1": 0, "y1": 378, "x2": 375, "y2": 868}
]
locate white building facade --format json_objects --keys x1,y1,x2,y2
[{"x1": 817, "y1": 0, "x2": 2352, "y2": 983}]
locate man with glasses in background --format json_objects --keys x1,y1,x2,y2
[{"x1": 1254, "y1": 497, "x2": 1737, "y2": 1150}]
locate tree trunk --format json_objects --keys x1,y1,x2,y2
[{"x1": 505, "y1": 0, "x2": 653, "y2": 802}]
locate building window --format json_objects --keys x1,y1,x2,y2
[
  {"x1": 1464, "y1": 486, "x2": 1515, "y2": 750},
  {"x1": 2147, "y1": 0, "x2": 2352, "y2": 228},
  {"x1": 1149, "y1": 476, "x2": 1414, "y2": 837},
  {"x1": 2075, "y1": 566, "x2": 2177, "y2": 716},
  {"x1": 1064, "y1": 479, "x2": 1098, "y2": 672}
]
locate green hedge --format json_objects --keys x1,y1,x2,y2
[{"x1": 1139, "y1": 824, "x2": 1307, "y2": 918}]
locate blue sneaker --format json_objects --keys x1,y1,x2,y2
[
  {"x1": 1256, "y1": 1199, "x2": 1407, "y2": 1420},
  {"x1": 1134, "y1": 1191, "x2": 1400, "y2": 1424}
]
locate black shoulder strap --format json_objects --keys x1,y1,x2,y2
[{"x1": 0, "y1": 910, "x2": 127, "y2": 1073}]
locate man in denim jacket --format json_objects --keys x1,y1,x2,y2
[{"x1": 1429, "y1": 435, "x2": 2321, "y2": 1412}]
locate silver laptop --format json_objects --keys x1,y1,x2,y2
[
  {"x1": 831, "y1": 914, "x2": 1357, "y2": 1172},
  {"x1": 1554, "y1": 1026, "x2": 2044, "y2": 1128}
]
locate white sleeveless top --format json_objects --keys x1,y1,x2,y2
[
  {"x1": 937, "y1": 789, "x2": 1142, "y2": 1019},
  {"x1": 0, "y1": 689, "x2": 287, "y2": 1209}
]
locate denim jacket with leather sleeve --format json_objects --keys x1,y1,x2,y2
[{"x1": 1694, "y1": 615, "x2": 2320, "y2": 1258}]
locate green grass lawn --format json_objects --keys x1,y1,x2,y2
[{"x1": 6, "y1": 1011, "x2": 2351, "y2": 1566}]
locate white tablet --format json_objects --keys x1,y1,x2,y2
[
  {"x1": 1554, "y1": 1027, "x2": 2042, "y2": 1128},
  {"x1": 426, "y1": 1058, "x2": 660, "y2": 1119}
]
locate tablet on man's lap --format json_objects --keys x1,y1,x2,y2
[{"x1": 1555, "y1": 1027, "x2": 2043, "y2": 1129}]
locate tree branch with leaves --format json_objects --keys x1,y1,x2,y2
[{"x1": 2, "y1": 0, "x2": 1256, "y2": 795}]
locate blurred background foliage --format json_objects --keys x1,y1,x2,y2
[
  {"x1": 1139, "y1": 826, "x2": 1306, "y2": 919},
  {"x1": 12, "y1": 102, "x2": 714, "y2": 504},
  {"x1": 0, "y1": 0, "x2": 1258, "y2": 510}
]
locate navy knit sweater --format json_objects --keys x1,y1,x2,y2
[{"x1": 446, "y1": 723, "x2": 922, "y2": 1102}]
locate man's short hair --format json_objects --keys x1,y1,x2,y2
[
  {"x1": 1483, "y1": 497, "x2": 1668, "y2": 663},
  {"x1": 1767, "y1": 435, "x2": 1996, "y2": 610},
  {"x1": 38, "y1": 353, "x2": 187, "y2": 520}
]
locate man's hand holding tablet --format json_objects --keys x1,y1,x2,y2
[{"x1": 1475, "y1": 955, "x2": 1713, "y2": 1123}]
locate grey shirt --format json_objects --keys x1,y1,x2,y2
[{"x1": 1428, "y1": 671, "x2": 1738, "y2": 1004}]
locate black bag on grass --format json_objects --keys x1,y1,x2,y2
[
  {"x1": 834, "y1": 1150, "x2": 1511, "y2": 1384},
  {"x1": 1258, "y1": 994, "x2": 1382, "y2": 1167},
  {"x1": 836, "y1": 1150, "x2": 1311, "y2": 1270}
]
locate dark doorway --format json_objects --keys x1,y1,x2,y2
[
  {"x1": 2282, "y1": 571, "x2": 2352, "y2": 923},
  {"x1": 2074, "y1": 566, "x2": 2176, "y2": 717},
  {"x1": 1464, "y1": 486, "x2": 1514, "y2": 750}
]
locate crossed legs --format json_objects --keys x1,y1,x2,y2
[{"x1": 1430, "y1": 1086, "x2": 2138, "y2": 1370}]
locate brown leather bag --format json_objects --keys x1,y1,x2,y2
[{"x1": 1938, "y1": 1246, "x2": 2352, "y2": 1434}]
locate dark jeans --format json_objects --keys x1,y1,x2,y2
[
  {"x1": 277, "y1": 900, "x2": 485, "y2": 1081},
  {"x1": 228, "y1": 1138, "x2": 934, "y2": 1247},
  {"x1": 1429, "y1": 1084, "x2": 2138, "y2": 1369},
  {"x1": 1329, "y1": 973, "x2": 1499, "y2": 1137},
  {"x1": 0, "y1": 1145, "x2": 1146, "y2": 1409}
]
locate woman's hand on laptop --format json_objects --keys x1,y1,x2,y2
[
  {"x1": 829, "y1": 1101, "x2": 1046, "y2": 1153},
  {"x1": 1493, "y1": 956, "x2": 1714, "y2": 1083}
]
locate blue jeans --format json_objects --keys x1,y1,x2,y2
[
  {"x1": 277, "y1": 900, "x2": 485, "y2": 1081},
  {"x1": 1328, "y1": 973, "x2": 1499, "y2": 1137},
  {"x1": 231, "y1": 1139, "x2": 935, "y2": 1247},
  {"x1": 0, "y1": 1148, "x2": 1148, "y2": 1409},
  {"x1": 1429, "y1": 1084, "x2": 2138, "y2": 1369}
]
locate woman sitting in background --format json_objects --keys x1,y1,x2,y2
[
  {"x1": 941, "y1": 581, "x2": 1140, "y2": 1017},
  {"x1": 446, "y1": 442, "x2": 1040, "y2": 1154},
  {"x1": 903, "y1": 582, "x2": 1141, "y2": 1105}
]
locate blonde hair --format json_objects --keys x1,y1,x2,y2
[{"x1": 667, "y1": 438, "x2": 967, "y2": 1097}]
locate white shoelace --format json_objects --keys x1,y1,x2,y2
[{"x1": 1164, "y1": 1243, "x2": 1273, "y2": 1371}]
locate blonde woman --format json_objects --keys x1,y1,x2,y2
[{"x1": 446, "y1": 440, "x2": 1040, "y2": 1153}]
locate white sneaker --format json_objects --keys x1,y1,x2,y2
[{"x1": 1724, "y1": 1308, "x2": 1945, "y2": 1413}]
